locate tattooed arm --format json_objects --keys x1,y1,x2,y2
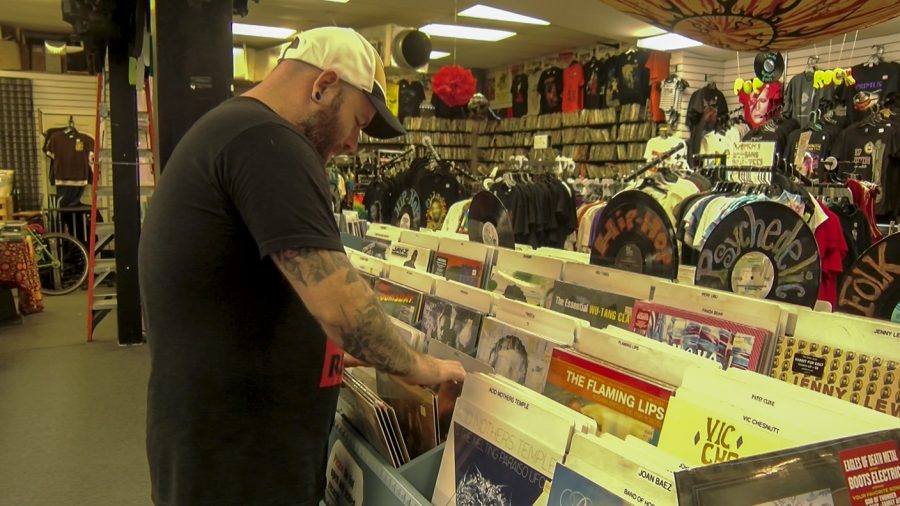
[{"x1": 271, "y1": 248, "x2": 465, "y2": 383}]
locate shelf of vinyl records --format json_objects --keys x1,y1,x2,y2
[{"x1": 324, "y1": 221, "x2": 900, "y2": 506}]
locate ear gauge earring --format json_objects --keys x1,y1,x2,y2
[{"x1": 314, "y1": 91, "x2": 322, "y2": 102}]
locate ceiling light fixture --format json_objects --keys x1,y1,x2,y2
[
  {"x1": 458, "y1": 4, "x2": 550, "y2": 25},
  {"x1": 321, "y1": 0, "x2": 350, "y2": 3},
  {"x1": 419, "y1": 23, "x2": 515, "y2": 42},
  {"x1": 232, "y1": 23, "x2": 296, "y2": 39},
  {"x1": 637, "y1": 32, "x2": 702, "y2": 51},
  {"x1": 430, "y1": 50, "x2": 451, "y2": 60}
]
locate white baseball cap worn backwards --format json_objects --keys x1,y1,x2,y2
[{"x1": 280, "y1": 26, "x2": 407, "y2": 139}]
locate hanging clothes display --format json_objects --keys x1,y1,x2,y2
[
  {"x1": 783, "y1": 71, "x2": 821, "y2": 129},
  {"x1": 685, "y1": 83, "x2": 728, "y2": 167},
  {"x1": 489, "y1": 171, "x2": 577, "y2": 249},
  {"x1": 830, "y1": 119, "x2": 900, "y2": 218},
  {"x1": 562, "y1": 62, "x2": 585, "y2": 113},
  {"x1": 844, "y1": 59, "x2": 900, "y2": 124},
  {"x1": 397, "y1": 80, "x2": 426, "y2": 121},
  {"x1": 582, "y1": 56, "x2": 605, "y2": 110},
  {"x1": 511, "y1": 73, "x2": 529, "y2": 118},
  {"x1": 645, "y1": 51, "x2": 672, "y2": 122},
  {"x1": 44, "y1": 122, "x2": 94, "y2": 207},
  {"x1": 616, "y1": 49, "x2": 651, "y2": 105},
  {"x1": 537, "y1": 66, "x2": 564, "y2": 115}
]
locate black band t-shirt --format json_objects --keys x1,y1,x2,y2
[
  {"x1": 139, "y1": 97, "x2": 345, "y2": 506},
  {"x1": 511, "y1": 73, "x2": 529, "y2": 118},
  {"x1": 538, "y1": 67, "x2": 563, "y2": 115}
]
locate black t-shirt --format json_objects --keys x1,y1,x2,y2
[
  {"x1": 511, "y1": 73, "x2": 529, "y2": 118},
  {"x1": 414, "y1": 167, "x2": 464, "y2": 230},
  {"x1": 617, "y1": 50, "x2": 651, "y2": 105},
  {"x1": 538, "y1": 67, "x2": 563, "y2": 115},
  {"x1": 742, "y1": 118, "x2": 799, "y2": 156},
  {"x1": 398, "y1": 80, "x2": 426, "y2": 121},
  {"x1": 583, "y1": 58, "x2": 604, "y2": 110},
  {"x1": 831, "y1": 123, "x2": 900, "y2": 214},
  {"x1": 846, "y1": 62, "x2": 900, "y2": 124},
  {"x1": 783, "y1": 129, "x2": 832, "y2": 180},
  {"x1": 363, "y1": 179, "x2": 393, "y2": 223},
  {"x1": 139, "y1": 97, "x2": 344, "y2": 506}
]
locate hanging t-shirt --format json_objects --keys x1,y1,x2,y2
[
  {"x1": 846, "y1": 62, "x2": 900, "y2": 124},
  {"x1": 397, "y1": 80, "x2": 426, "y2": 121},
  {"x1": 830, "y1": 202, "x2": 873, "y2": 274},
  {"x1": 643, "y1": 135, "x2": 685, "y2": 161},
  {"x1": 783, "y1": 129, "x2": 831, "y2": 180},
  {"x1": 562, "y1": 63, "x2": 585, "y2": 113},
  {"x1": 46, "y1": 130, "x2": 94, "y2": 184},
  {"x1": 362, "y1": 180, "x2": 394, "y2": 223},
  {"x1": 738, "y1": 81, "x2": 783, "y2": 129},
  {"x1": 814, "y1": 201, "x2": 848, "y2": 309},
  {"x1": 413, "y1": 169, "x2": 464, "y2": 231},
  {"x1": 527, "y1": 70, "x2": 542, "y2": 116},
  {"x1": 617, "y1": 50, "x2": 651, "y2": 105},
  {"x1": 604, "y1": 55, "x2": 622, "y2": 108},
  {"x1": 583, "y1": 58, "x2": 604, "y2": 109},
  {"x1": 685, "y1": 86, "x2": 728, "y2": 167},
  {"x1": 386, "y1": 82, "x2": 400, "y2": 117},
  {"x1": 831, "y1": 123, "x2": 900, "y2": 214},
  {"x1": 645, "y1": 51, "x2": 671, "y2": 122},
  {"x1": 784, "y1": 72, "x2": 820, "y2": 130},
  {"x1": 538, "y1": 67, "x2": 564, "y2": 115},
  {"x1": 742, "y1": 117, "x2": 800, "y2": 156},
  {"x1": 510, "y1": 73, "x2": 529, "y2": 118}
]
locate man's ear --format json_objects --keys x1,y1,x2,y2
[{"x1": 312, "y1": 70, "x2": 342, "y2": 102}]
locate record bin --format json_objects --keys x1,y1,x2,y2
[{"x1": 323, "y1": 414, "x2": 444, "y2": 506}]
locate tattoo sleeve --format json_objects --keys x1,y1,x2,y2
[{"x1": 271, "y1": 248, "x2": 419, "y2": 375}]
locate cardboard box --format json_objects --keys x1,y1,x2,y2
[{"x1": 0, "y1": 40, "x2": 22, "y2": 70}]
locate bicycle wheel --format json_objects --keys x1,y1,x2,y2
[{"x1": 37, "y1": 232, "x2": 89, "y2": 295}]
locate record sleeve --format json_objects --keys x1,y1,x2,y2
[
  {"x1": 420, "y1": 295, "x2": 485, "y2": 357},
  {"x1": 384, "y1": 241, "x2": 433, "y2": 272},
  {"x1": 546, "y1": 463, "x2": 627, "y2": 506},
  {"x1": 675, "y1": 429, "x2": 900, "y2": 506},
  {"x1": 548, "y1": 280, "x2": 636, "y2": 330},
  {"x1": 475, "y1": 317, "x2": 558, "y2": 392},
  {"x1": 467, "y1": 190, "x2": 515, "y2": 248},
  {"x1": 630, "y1": 301, "x2": 771, "y2": 372},
  {"x1": 695, "y1": 201, "x2": 821, "y2": 308},
  {"x1": 430, "y1": 252, "x2": 486, "y2": 288},
  {"x1": 543, "y1": 347, "x2": 674, "y2": 444},
  {"x1": 337, "y1": 373, "x2": 399, "y2": 467},
  {"x1": 372, "y1": 279, "x2": 425, "y2": 325},
  {"x1": 375, "y1": 372, "x2": 439, "y2": 460},
  {"x1": 487, "y1": 267, "x2": 556, "y2": 307},
  {"x1": 838, "y1": 234, "x2": 900, "y2": 322},
  {"x1": 589, "y1": 190, "x2": 679, "y2": 279}
]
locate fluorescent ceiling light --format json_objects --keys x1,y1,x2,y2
[
  {"x1": 430, "y1": 50, "x2": 451, "y2": 60},
  {"x1": 637, "y1": 32, "x2": 702, "y2": 51},
  {"x1": 458, "y1": 4, "x2": 549, "y2": 25},
  {"x1": 232, "y1": 23, "x2": 296, "y2": 39},
  {"x1": 420, "y1": 23, "x2": 515, "y2": 42},
  {"x1": 322, "y1": 0, "x2": 349, "y2": 3}
]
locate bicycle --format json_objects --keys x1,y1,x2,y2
[{"x1": 12, "y1": 211, "x2": 89, "y2": 296}]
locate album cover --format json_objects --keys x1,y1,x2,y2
[
  {"x1": 547, "y1": 463, "x2": 627, "y2": 506},
  {"x1": 384, "y1": 241, "x2": 433, "y2": 272},
  {"x1": 675, "y1": 429, "x2": 900, "y2": 506},
  {"x1": 372, "y1": 278, "x2": 425, "y2": 325},
  {"x1": 432, "y1": 397, "x2": 561, "y2": 506},
  {"x1": 658, "y1": 394, "x2": 793, "y2": 467},
  {"x1": 357, "y1": 271, "x2": 377, "y2": 287},
  {"x1": 430, "y1": 252, "x2": 486, "y2": 288},
  {"x1": 543, "y1": 347, "x2": 673, "y2": 444},
  {"x1": 419, "y1": 295, "x2": 485, "y2": 357},
  {"x1": 390, "y1": 317, "x2": 425, "y2": 351},
  {"x1": 487, "y1": 267, "x2": 556, "y2": 306},
  {"x1": 375, "y1": 372, "x2": 439, "y2": 460},
  {"x1": 630, "y1": 301, "x2": 770, "y2": 372},
  {"x1": 476, "y1": 317, "x2": 559, "y2": 392},
  {"x1": 770, "y1": 335, "x2": 900, "y2": 419},
  {"x1": 548, "y1": 280, "x2": 636, "y2": 330}
]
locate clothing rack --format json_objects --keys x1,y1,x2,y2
[{"x1": 623, "y1": 141, "x2": 686, "y2": 182}]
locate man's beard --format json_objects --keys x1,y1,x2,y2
[{"x1": 295, "y1": 94, "x2": 344, "y2": 161}]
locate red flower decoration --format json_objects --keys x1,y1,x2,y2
[{"x1": 432, "y1": 66, "x2": 477, "y2": 107}]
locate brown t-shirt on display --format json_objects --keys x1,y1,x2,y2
[{"x1": 47, "y1": 131, "x2": 94, "y2": 183}]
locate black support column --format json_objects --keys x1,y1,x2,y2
[
  {"x1": 150, "y1": 0, "x2": 233, "y2": 172},
  {"x1": 108, "y1": 6, "x2": 143, "y2": 345}
]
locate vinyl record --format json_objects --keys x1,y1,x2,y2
[
  {"x1": 392, "y1": 189, "x2": 422, "y2": 230},
  {"x1": 694, "y1": 201, "x2": 820, "y2": 307},
  {"x1": 754, "y1": 51, "x2": 785, "y2": 83},
  {"x1": 589, "y1": 190, "x2": 679, "y2": 279},
  {"x1": 468, "y1": 191, "x2": 515, "y2": 248},
  {"x1": 837, "y1": 233, "x2": 900, "y2": 322}
]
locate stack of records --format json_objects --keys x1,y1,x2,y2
[
  {"x1": 429, "y1": 239, "x2": 493, "y2": 289},
  {"x1": 547, "y1": 279, "x2": 637, "y2": 330},
  {"x1": 486, "y1": 248, "x2": 561, "y2": 306},
  {"x1": 474, "y1": 317, "x2": 566, "y2": 392},
  {"x1": 338, "y1": 368, "x2": 410, "y2": 468}
]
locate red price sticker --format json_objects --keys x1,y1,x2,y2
[{"x1": 840, "y1": 440, "x2": 900, "y2": 506}]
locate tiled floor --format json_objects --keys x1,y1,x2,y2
[{"x1": 0, "y1": 292, "x2": 152, "y2": 506}]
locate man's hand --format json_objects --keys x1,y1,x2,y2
[{"x1": 397, "y1": 354, "x2": 466, "y2": 386}]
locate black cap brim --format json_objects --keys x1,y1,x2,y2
[{"x1": 363, "y1": 91, "x2": 407, "y2": 139}]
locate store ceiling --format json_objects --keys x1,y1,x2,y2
[{"x1": 3, "y1": 0, "x2": 900, "y2": 68}]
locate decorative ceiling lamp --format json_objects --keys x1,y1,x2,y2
[{"x1": 598, "y1": 0, "x2": 900, "y2": 50}]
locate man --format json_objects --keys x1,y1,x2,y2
[{"x1": 138, "y1": 27, "x2": 464, "y2": 506}]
